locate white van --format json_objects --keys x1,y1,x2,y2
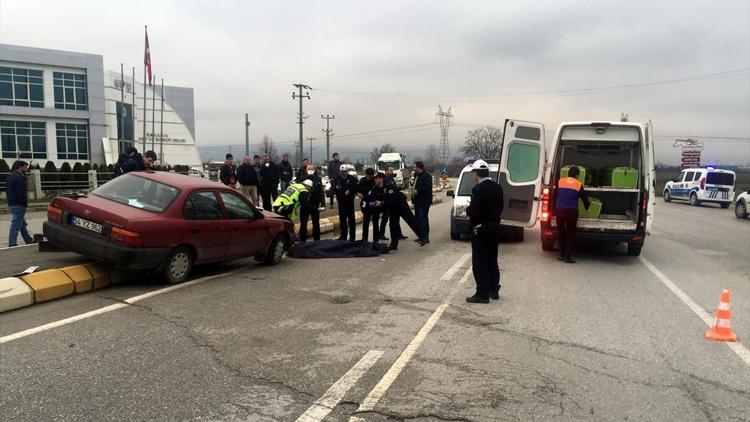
[
  {"x1": 448, "y1": 162, "x2": 506, "y2": 239},
  {"x1": 663, "y1": 167, "x2": 736, "y2": 208},
  {"x1": 539, "y1": 121, "x2": 656, "y2": 256}
]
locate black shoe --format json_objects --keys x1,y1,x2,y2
[
  {"x1": 490, "y1": 291, "x2": 500, "y2": 300},
  {"x1": 565, "y1": 258, "x2": 576, "y2": 264},
  {"x1": 336, "y1": 237, "x2": 347, "y2": 241},
  {"x1": 466, "y1": 295, "x2": 489, "y2": 304},
  {"x1": 388, "y1": 244, "x2": 398, "y2": 250},
  {"x1": 380, "y1": 236, "x2": 390, "y2": 241},
  {"x1": 413, "y1": 238, "x2": 421, "y2": 242},
  {"x1": 557, "y1": 257, "x2": 566, "y2": 261},
  {"x1": 419, "y1": 239, "x2": 429, "y2": 246},
  {"x1": 399, "y1": 236, "x2": 408, "y2": 240}
]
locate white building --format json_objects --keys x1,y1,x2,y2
[{"x1": 0, "y1": 44, "x2": 202, "y2": 168}]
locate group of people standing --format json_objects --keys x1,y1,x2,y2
[{"x1": 220, "y1": 153, "x2": 296, "y2": 211}]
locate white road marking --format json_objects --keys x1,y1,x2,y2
[
  {"x1": 0, "y1": 271, "x2": 238, "y2": 345},
  {"x1": 0, "y1": 243, "x2": 36, "y2": 251},
  {"x1": 351, "y1": 263, "x2": 473, "y2": 419},
  {"x1": 296, "y1": 350, "x2": 385, "y2": 422},
  {"x1": 440, "y1": 253, "x2": 472, "y2": 280},
  {"x1": 640, "y1": 256, "x2": 750, "y2": 367}
]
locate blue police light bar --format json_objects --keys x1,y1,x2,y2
[{"x1": 705, "y1": 166, "x2": 716, "y2": 170}]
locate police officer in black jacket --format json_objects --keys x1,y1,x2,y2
[
  {"x1": 381, "y1": 175, "x2": 425, "y2": 250},
  {"x1": 378, "y1": 166, "x2": 398, "y2": 241},
  {"x1": 463, "y1": 160, "x2": 504, "y2": 304},
  {"x1": 357, "y1": 168, "x2": 379, "y2": 243},
  {"x1": 336, "y1": 165, "x2": 359, "y2": 241},
  {"x1": 299, "y1": 164, "x2": 326, "y2": 242}
]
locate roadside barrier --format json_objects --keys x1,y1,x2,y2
[{"x1": 705, "y1": 290, "x2": 737, "y2": 342}]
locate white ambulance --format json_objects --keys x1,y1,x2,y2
[{"x1": 663, "y1": 167, "x2": 736, "y2": 208}]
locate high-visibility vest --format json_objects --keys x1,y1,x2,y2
[
  {"x1": 555, "y1": 177, "x2": 582, "y2": 210},
  {"x1": 273, "y1": 183, "x2": 306, "y2": 221}
]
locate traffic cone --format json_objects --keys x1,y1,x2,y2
[{"x1": 705, "y1": 290, "x2": 737, "y2": 342}]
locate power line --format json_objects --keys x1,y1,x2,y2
[{"x1": 335, "y1": 122, "x2": 437, "y2": 139}]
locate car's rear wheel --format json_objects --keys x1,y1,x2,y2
[
  {"x1": 264, "y1": 235, "x2": 287, "y2": 265},
  {"x1": 163, "y1": 246, "x2": 192, "y2": 284},
  {"x1": 736, "y1": 200, "x2": 748, "y2": 219},
  {"x1": 689, "y1": 193, "x2": 700, "y2": 206},
  {"x1": 627, "y1": 242, "x2": 642, "y2": 256},
  {"x1": 542, "y1": 238, "x2": 555, "y2": 251},
  {"x1": 663, "y1": 189, "x2": 671, "y2": 202}
]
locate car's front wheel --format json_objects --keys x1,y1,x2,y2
[
  {"x1": 736, "y1": 200, "x2": 748, "y2": 219},
  {"x1": 163, "y1": 246, "x2": 193, "y2": 284},
  {"x1": 663, "y1": 189, "x2": 671, "y2": 202},
  {"x1": 264, "y1": 235, "x2": 287, "y2": 265},
  {"x1": 689, "y1": 193, "x2": 700, "y2": 206}
]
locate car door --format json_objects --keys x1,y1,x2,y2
[
  {"x1": 496, "y1": 119, "x2": 546, "y2": 227},
  {"x1": 644, "y1": 121, "x2": 656, "y2": 234},
  {"x1": 218, "y1": 191, "x2": 266, "y2": 258},
  {"x1": 673, "y1": 170, "x2": 688, "y2": 198},
  {"x1": 183, "y1": 191, "x2": 230, "y2": 262}
]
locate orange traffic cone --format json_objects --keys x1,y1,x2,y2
[{"x1": 705, "y1": 290, "x2": 737, "y2": 342}]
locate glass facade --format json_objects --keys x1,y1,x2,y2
[
  {"x1": 56, "y1": 123, "x2": 89, "y2": 160},
  {"x1": 0, "y1": 120, "x2": 47, "y2": 160},
  {"x1": 53, "y1": 72, "x2": 88, "y2": 110},
  {"x1": 0, "y1": 67, "x2": 44, "y2": 108}
]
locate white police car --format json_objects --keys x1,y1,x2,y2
[
  {"x1": 664, "y1": 167, "x2": 736, "y2": 208},
  {"x1": 735, "y1": 188, "x2": 749, "y2": 219}
]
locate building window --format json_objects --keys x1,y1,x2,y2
[
  {"x1": 56, "y1": 123, "x2": 88, "y2": 160},
  {"x1": 53, "y1": 72, "x2": 88, "y2": 110},
  {"x1": 0, "y1": 67, "x2": 44, "y2": 108},
  {"x1": 0, "y1": 120, "x2": 47, "y2": 160}
]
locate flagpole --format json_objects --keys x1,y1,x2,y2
[
  {"x1": 119, "y1": 63, "x2": 125, "y2": 155},
  {"x1": 159, "y1": 78, "x2": 164, "y2": 166},
  {"x1": 151, "y1": 73, "x2": 156, "y2": 152},
  {"x1": 131, "y1": 66, "x2": 135, "y2": 148},
  {"x1": 142, "y1": 25, "x2": 148, "y2": 153}
]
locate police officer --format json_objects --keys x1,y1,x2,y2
[
  {"x1": 378, "y1": 166, "x2": 397, "y2": 241},
  {"x1": 554, "y1": 166, "x2": 590, "y2": 263},
  {"x1": 299, "y1": 164, "x2": 326, "y2": 242},
  {"x1": 381, "y1": 174, "x2": 425, "y2": 250},
  {"x1": 272, "y1": 181, "x2": 309, "y2": 221},
  {"x1": 336, "y1": 165, "x2": 359, "y2": 241},
  {"x1": 463, "y1": 160, "x2": 504, "y2": 304},
  {"x1": 358, "y1": 168, "x2": 379, "y2": 243}
]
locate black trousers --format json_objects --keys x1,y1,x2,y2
[
  {"x1": 389, "y1": 199, "x2": 421, "y2": 249},
  {"x1": 471, "y1": 223, "x2": 500, "y2": 298},
  {"x1": 338, "y1": 199, "x2": 356, "y2": 241},
  {"x1": 556, "y1": 208, "x2": 578, "y2": 259},
  {"x1": 299, "y1": 207, "x2": 320, "y2": 242},
  {"x1": 414, "y1": 204, "x2": 431, "y2": 241},
  {"x1": 379, "y1": 208, "x2": 391, "y2": 238},
  {"x1": 261, "y1": 185, "x2": 279, "y2": 211},
  {"x1": 362, "y1": 210, "x2": 380, "y2": 243}
]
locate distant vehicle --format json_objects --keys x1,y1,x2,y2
[
  {"x1": 735, "y1": 188, "x2": 749, "y2": 219},
  {"x1": 376, "y1": 152, "x2": 411, "y2": 189},
  {"x1": 43, "y1": 171, "x2": 295, "y2": 283},
  {"x1": 188, "y1": 167, "x2": 204, "y2": 178},
  {"x1": 664, "y1": 167, "x2": 736, "y2": 208},
  {"x1": 539, "y1": 120, "x2": 656, "y2": 256}
]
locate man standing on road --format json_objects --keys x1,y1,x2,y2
[
  {"x1": 299, "y1": 165, "x2": 325, "y2": 242},
  {"x1": 6, "y1": 160, "x2": 35, "y2": 247},
  {"x1": 297, "y1": 158, "x2": 310, "y2": 183},
  {"x1": 336, "y1": 165, "x2": 359, "y2": 241},
  {"x1": 463, "y1": 160, "x2": 504, "y2": 304},
  {"x1": 220, "y1": 153, "x2": 237, "y2": 188},
  {"x1": 327, "y1": 152, "x2": 342, "y2": 207},
  {"x1": 412, "y1": 161, "x2": 433, "y2": 245},
  {"x1": 383, "y1": 175, "x2": 426, "y2": 250},
  {"x1": 378, "y1": 166, "x2": 398, "y2": 242},
  {"x1": 358, "y1": 168, "x2": 379, "y2": 243},
  {"x1": 236, "y1": 155, "x2": 259, "y2": 205},
  {"x1": 554, "y1": 166, "x2": 590, "y2": 264},
  {"x1": 260, "y1": 154, "x2": 280, "y2": 211},
  {"x1": 279, "y1": 154, "x2": 294, "y2": 192}
]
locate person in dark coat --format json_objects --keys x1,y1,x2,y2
[
  {"x1": 279, "y1": 154, "x2": 294, "y2": 192},
  {"x1": 114, "y1": 146, "x2": 138, "y2": 177},
  {"x1": 463, "y1": 160, "x2": 504, "y2": 304},
  {"x1": 236, "y1": 155, "x2": 259, "y2": 205},
  {"x1": 411, "y1": 161, "x2": 433, "y2": 244},
  {"x1": 123, "y1": 150, "x2": 157, "y2": 174},
  {"x1": 358, "y1": 168, "x2": 383, "y2": 243},
  {"x1": 382, "y1": 175, "x2": 425, "y2": 250},
  {"x1": 554, "y1": 166, "x2": 590, "y2": 263},
  {"x1": 5, "y1": 160, "x2": 34, "y2": 247},
  {"x1": 327, "y1": 153, "x2": 342, "y2": 207},
  {"x1": 299, "y1": 164, "x2": 326, "y2": 242},
  {"x1": 335, "y1": 165, "x2": 359, "y2": 241},
  {"x1": 219, "y1": 153, "x2": 236, "y2": 187},
  {"x1": 297, "y1": 158, "x2": 310, "y2": 183},
  {"x1": 378, "y1": 166, "x2": 398, "y2": 241},
  {"x1": 260, "y1": 154, "x2": 280, "y2": 211}
]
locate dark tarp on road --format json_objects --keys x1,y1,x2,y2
[{"x1": 289, "y1": 240, "x2": 389, "y2": 259}]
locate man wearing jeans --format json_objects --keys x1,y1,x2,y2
[
  {"x1": 6, "y1": 160, "x2": 34, "y2": 247},
  {"x1": 411, "y1": 161, "x2": 433, "y2": 246}
]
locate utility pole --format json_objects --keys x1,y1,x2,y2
[
  {"x1": 244, "y1": 113, "x2": 250, "y2": 157},
  {"x1": 306, "y1": 137, "x2": 316, "y2": 164},
  {"x1": 292, "y1": 83, "x2": 312, "y2": 166},
  {"x1": 436, "y1": 105, "x2": 453, "y2": 165},
  {"x1": 321, "y1": 114, "x2": 335, "y2": 164}
]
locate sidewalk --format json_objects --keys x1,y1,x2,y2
[{"x1": 0, "y1": 211, "x2": 46, "y2": 248}]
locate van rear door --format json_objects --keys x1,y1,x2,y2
[
  {"x1": 497, "y1": 119, "x2": 545, "y2": 227},
  {"x1": 645, "y1": 121, "x2": 656, "y2": 234}
]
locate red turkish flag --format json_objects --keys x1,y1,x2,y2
[{"x1": 144, "y1": 30, "x2": 152, "y2": 85}]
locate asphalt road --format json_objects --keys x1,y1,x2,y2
[{"x1": 1, "y1": 196, "x2": 749, "y2": 421}]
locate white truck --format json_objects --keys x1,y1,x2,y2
[{"x1": 377, "y1": 152, "x2": 412, "y2": 189}]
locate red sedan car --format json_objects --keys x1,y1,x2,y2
[{"x1": 43, "y1": 171, "x2": 295, "y2": 283}]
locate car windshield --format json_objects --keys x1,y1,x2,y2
[
  {"x1": 706, "y1": 172, "x2": 734, "y2": 186},
  {"x1": 92, "y1": 174, "x2": 180, "y2": 213},
  {"x1": 457, "y1": 171, "x2": 499, "y2": 196},
  {"x1": 378, "y1": 161, "x2": 400, "y2": 171}
]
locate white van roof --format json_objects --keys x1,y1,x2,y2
[
  {"x1": 460, "y1": 163, "x2": 499, "y2": 174},
  {"x1": 559, "y1": 121, "x2": 644, "y2": 142},
  {"x1": 378, "y1": 153, "x2": 403, "y2": 160},
  {"x1": 683, "y1": 167, "x2": 735, "y2": 174}
]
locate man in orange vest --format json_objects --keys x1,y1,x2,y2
[{"x1": 554, "y1": 166, "x2": 590, "y2": 263}]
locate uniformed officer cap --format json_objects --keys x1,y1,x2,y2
[
  {"x1": 471, "y1": 159, "x2": 489, "y2": 172},
  {"x1": 375, "y1": 172, "x2": 385, "y2": 179},
  {"x1": 303, "y1": 179, "x2": 314, "y2": 188}
]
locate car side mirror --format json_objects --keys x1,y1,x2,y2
[{"x1": 446, "y1": 190, "x2": 454, "y2": 197}]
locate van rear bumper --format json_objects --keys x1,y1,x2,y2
[{"x1": 541, "y1": 222, "x2": 645, "y2": 244}]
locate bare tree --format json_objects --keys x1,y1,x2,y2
[
  {"x1": 424, "y1": 144, "x2": 439, "y2": 171},
  {"x1": 458, "y1": 126, "x2": 503, "y2": 160},
  {"x1": 259, "y1": 135, "x2": 278, "y2": 159},
  {"x1": 370, "y1": 143, "x2": 397, "y2": 163}
]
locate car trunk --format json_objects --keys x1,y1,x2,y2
[{"x1": 52, "y1": 193, "x2": 155, "y2": 232}]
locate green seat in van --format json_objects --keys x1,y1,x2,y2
[
  {"x1": 560, "y1": 165, "x2": 594, "y2": 186},
  {"x1": 578, "y1": 197, "x2": 602, "y2": 218},
  {"x1": 600, "y1": 167, "x2": 638, "y2": 188}
]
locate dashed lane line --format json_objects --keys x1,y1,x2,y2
[{"x1": 639, "y1": 256, "x2": 750, "y2": 367}]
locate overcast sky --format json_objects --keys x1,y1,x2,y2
[{"x1": 1, "y1": 0, "x2": 749, "y2": 165}]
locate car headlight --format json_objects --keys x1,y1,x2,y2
[{"x1": 454, "y1": 206, "x2": 466, "y2": 217}]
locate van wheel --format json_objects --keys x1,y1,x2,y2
[
  {"x1": 689, "y1": 193, "x2": 700, "y2": 206},
  {"x1": 736, "y1": 200, "x2": 748, "y2": 218},
  {"x1": 627, "y1": 242, "x2": 642, "y2": 256},
  {"x1": 663, "y1": 190, "x2": 671, "y2": 202},
  {"x1": 264, "y1": 235, "x2": 287, "y2": 265},
  {"x1": 163, "y1": 246, "x2": 193, "y2": 284},
  {"x1": 542, "y1": 238, "x2": 555, "y2": 251}
]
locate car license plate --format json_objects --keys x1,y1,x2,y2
[{"x1": 72, "y1": 216, "x2": 102, "y2": 234}]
